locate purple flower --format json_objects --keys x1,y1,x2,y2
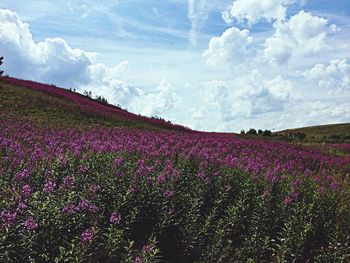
[
  {"x1": 14, "y1": 169, "x2": 30, "y2": 181},
  {"x1": 78, "y1": 199, "x2": 90, "y2": 211},
  {"x1": 43, "y1": 180, "x2": 56, "y2": 194},
  {"x1": 284, "y1": 196, "x2": 293, "y2": 205},
  {"x1": 142, "y1": 244, "x2": 154, "y2": 253},
  {"x1": 24, "y1": 216, "x2": 38, "y2": 231},
  {"x1": 114, "y1": 156, "x2": 123, "y2": 166},
  {"x1": 1, "y1": 211, "x2": 17, "y2": 226},
  {"x1": 163, "y1": 189, "x2": 174, "y2": 198},
  {"x1": 63, "y1": 176, "x2": 73, "y2": 189},
  {"x1": 89, "y1": 204, "x2": 99, "y2": 213},
  {"x1": 62, "y1": 203, "x2": 75, "y2": 214},
  {"x1": 330, "y1": 182, "x2": 339, "y2": 190},
  {"x1": 22, "y1": 184, "x2": 31, "y2": 198},
  {"x1": 134, "y1": 257, "x2": 143, "y2": 263},
  {"x1": 17, "y1": 202, "x2": 27, "y2": 212},
  {"x1": 90, "y1": 184, "x2": 100, "y2": 194},
  {"x1": 81, "y1": 228, "x2": 93, "y2": 242},
  {"x1": 79, "y1": 165, "x2": 88, "y2": 174},
  {"x1": 156, "y1": 174, "x2": 166, "y2": 183},
  {"x1": 110, "y1": 212, "x2": 122, "y2": 224}
]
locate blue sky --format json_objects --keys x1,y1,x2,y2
[{"x1": 0, "y1": 0, "x2": 349, "y2": 131}]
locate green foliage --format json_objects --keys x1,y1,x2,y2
[
  {"x1": 247, "y1": 128, "x2": 257, "y2": 135},
  {"x1": 1, "y1": 153, "x2": 349, "y2": 262},
  {"x1": 262, "y1": 130, "x2": 272, "y2": 136}
]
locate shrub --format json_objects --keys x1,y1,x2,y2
[
  {"x1": 246, "y1": 128, "x2": 257, "y2": 135},
  {"x1": 262, "y1": 130, "x2": 272, "y2": 136}
]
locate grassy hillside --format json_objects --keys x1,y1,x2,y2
[
  {"x1": 276, "y1": 123, "x2": 350, "y2": 143},
  {"x1": 1, "y1": 77, "x2": 350, "y2": 262},
  {"x1": 0, "y1": 77, "x2": 190, "y2": 132}
]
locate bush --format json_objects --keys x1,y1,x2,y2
[{"x1": 246, "y1": 128, "x2": 257, "y2": 135}]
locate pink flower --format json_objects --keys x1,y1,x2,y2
[
  {"x1": 114, "y1": 156, "x2": 123, "y2": 166},
  {"x1": 63, "y1": 176, "x2": 73, "y2": 189},
  {"x1": 163, "y1": 189, "x2": 174, "y2": 198},
  {"x1": 24, "y1": 216, "x2": 38, "y2": 231},
  {"x1": 22, "y1": 184, "x2": 31, "y2": 198},
  {"x1": 43, "y1": 180, "x2": 56, "y2": 194},
  {"x1": 81, "y1": 228, "x2": 93, "y2": 242},
  {"x1": 62, "y1": 203, "x2": 75, "y2": 214},
  {"x1": 110, "y1": 212, "x2": 122, "y2": 224}
]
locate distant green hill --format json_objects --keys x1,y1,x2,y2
[{"x1": 276, "y1": 123, "x2": 350, "y2": 143}]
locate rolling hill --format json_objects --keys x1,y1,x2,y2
[
  {"x1": 276, "y1": 123, "x2": 350, "y2": 142},
  {"x1": 0, "y1": 76, "x2": 190, "y2": 132}
]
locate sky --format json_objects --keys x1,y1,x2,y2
[{"x1": 0, "y1": 0, "x2": 349, "y2": 132}]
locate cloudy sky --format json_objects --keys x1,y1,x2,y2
[{"x1": 0, "y1": 0, "x2": 349, "y2": 132}]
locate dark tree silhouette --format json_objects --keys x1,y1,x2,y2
[
  {"x1": 0, "y1": 56, "x2": 4, "y2": 76},
  {"x1": 247, "y1": 128, "x2": 257, "y2": 135}
]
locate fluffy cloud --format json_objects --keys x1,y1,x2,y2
[
  {"x1": 202, "y1": 72, "x2": 296, "y2": 122},
  {"x1": 0, "y1": 8, "x2": 177, "y2": 117},
  {"x1": 264, "y1": 11, "x2": 338, "y2": 64},
  {"x1": 129, "y1": 80, "x2": 178, "y2": 116},
  {"x1": 0, "y1": 9, "x2": 94, "y2": 87},
  {"x1": 302, "y1": 59, "x2": 350, "y2": 92},
  {"x1": 203, "y1": 26, "x2": 254, "y2": 66},
  {"x1": 222, "y1": 0, "x2": 305, "y2": 25}
]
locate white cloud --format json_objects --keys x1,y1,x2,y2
[
  {"x1": 191, "y1": 107, "x2": 207, "y2": 120},
  {"x1": 187, "y1": 0, "x2": 220, "y2": 45},
  {"x1": 0, "y1": 8, "x2": 177, "y2": 117},
  {"x1": 129, "y1": 80, "x2": 178, "y2": 116},
  {"x1": 222, "y1": 0, "x2": 306, "y2": 25},
  {"x1": 201, "y1": 72, "x2": 297, "y2": 123},
  {"x1": 264, "y1": 11, "x2": 338, "y2": 64},
  {"x1": 203, "y1": 26, "x2": 254, "y2": 66},
  {"x1": 302, "y1": 59, "x2": 350, "y2": 92},
  {"x1": 0, "y1": 9, "x2": 94, "y2": 87}
]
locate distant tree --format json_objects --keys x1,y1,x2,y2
[
  {"x1": 262, "y1": 130, "x2": 272, "y2": 136},
  {"x1": 247, "y1": 128, "x2": 257, "y2": 135},
  {"x1": 258, "y1": 129, "x2": 263, "y2": 135},
  {"x1": 0, "y1": 56, "x2": 4, "y2": 76},
  {"x1": 83, "y1": 90, "x2": 93, "y2": 99},
  {"x1": 240, "y1": 129, "x2": 245, "y2": 135},
  {"x1": 95, "y1": 95, "x2": 108, "y2": 104}
]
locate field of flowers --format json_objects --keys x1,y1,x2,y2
[{"x1": 1, "y1": 77, "x2": 350, "y2": 262}]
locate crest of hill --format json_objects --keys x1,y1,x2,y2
[{"x1": 0, "y1": 77, "x2": 190, "y2": 132}]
